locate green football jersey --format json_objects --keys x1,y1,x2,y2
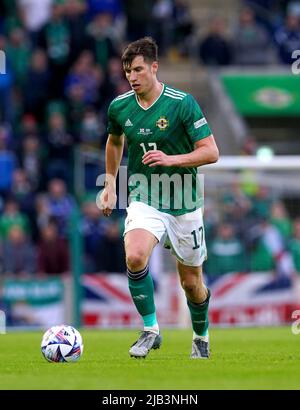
[{"x1": 107, "y1": 84, "x2": 212, "y2": 215}]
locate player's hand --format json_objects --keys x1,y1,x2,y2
[
  {"x1": 97, "y1": 187, "x2": 117, "y2": 217},
  {"x1": 142, "y1": 150, "x2": 174, "y2": 167}
]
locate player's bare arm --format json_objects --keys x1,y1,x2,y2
[
  {"x1": 100, "y1": 133, "x2": 124, "y2": 216},
  {"x1": 142, "y1": 134, "x2": 219, "y2": 168}
]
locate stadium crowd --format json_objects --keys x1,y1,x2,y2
[
  {"x1": 198, "y1": 0, "x2": 300, "y2": 66},
  {"x1": 0, "y1": 0, "x2": 300, "y2": 278}
]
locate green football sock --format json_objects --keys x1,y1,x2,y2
[
  {"x1": 187, "y1": 289, "x2": 210, "y2": 337},
  {"x1": 127, "y1": 265, "x2": 158, "y2": 328}
]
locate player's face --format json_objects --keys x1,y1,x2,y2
[{"x1": 124, "y1": 56, "x2": 158, "y2": 96}]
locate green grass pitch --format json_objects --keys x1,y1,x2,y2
[{"x1": 0, "y1": 327, "x2": 299, "y2": 390}]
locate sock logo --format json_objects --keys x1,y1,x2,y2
[{"x1": 133, "y1": 294, "x2": 147, "y2": 301}]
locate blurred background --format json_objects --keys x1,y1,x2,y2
[{"x1": 0, "y1": 0, "x2": 300, "y2": 331}]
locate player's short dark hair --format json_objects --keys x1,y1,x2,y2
[{"x1": 121, "y1": 37, "x2": 158, "y2": 68}]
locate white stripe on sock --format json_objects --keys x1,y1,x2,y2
[
  {"x1": 193, "y1": 331, "x2": 209, "y2": 342},
  {"x1": 144, "y1": 325, "x2": 159, "y2": 335}
]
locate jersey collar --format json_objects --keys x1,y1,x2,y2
[{"x1": 135, "y1": 83, "x2": 165, "y2": 111}]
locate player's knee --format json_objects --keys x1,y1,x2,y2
[
  {"x1": 181, "y1": 278, "x2": 199, "y2": 296},
  {"x1": 126, "y1": 250, "x2": 148, "y2": 272}
]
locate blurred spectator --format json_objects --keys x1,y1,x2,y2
[
  {"x1": 66, "y1": 86, "x2": 86, "y2": 137},
  {"x1": 172, "y1": 0, "x2": 194, "y2": 57},
  {"x1": 104, "y1": 56, "x2": 127, "y2": 98},
  {"x1": 1, "y1": 0, "x2": 21, "y2": 36},
  {"x1": 46, "y1": 179, "x2": 76, "y2": 237},
  {"x1": 37, "y1": 221, "x2": 70, "y2": 275},
  {"x1": 0, "y1": 2, "x2": 5, "y2": 29},
  {"x1": 251, "y1": 185, "x2": 273, "y2": 219},
  {"x1": 46, "y1": 111, "x2": 74, "y2": 184},
  {"x1": 18, "y1": 134, "x2": 44, "y2": 190},
  {"x1": 0, "y1": 236, "x2": 3, "y2": 272},
  {"x1": 274, "y1": 12, "x2": 300, "y2": 64},
  {"x1": 290, "y1": 218, "x2": 300, "y2": 274},
  {"x1": 0, "y1": 128, "x2": 17, "y2": 198},
  {"x1": 2, "y1": 226, "x2": 36, "y2": 276},
  {"x1": 18, "y1": 113, "x2": 39, "y2": 138},
  {"x1": 86, "y1": 13, "x2": 119, "y2": 71},
  {"x1": 0, "y1": 35, "x2": 14, "y2": 123},
  {"x1": 65, "y1": 50, "x2": 104, "y2": 107},
  {"x1": 250, "y1": 238, "x2": 275, "y2": 272},
  {"x1": 288, "y1": 1, "x2": 300, "y2": 17},
  {"x1": 65, "y1": 0, "x2": 89, "y2": 64},
  {"x1": 81, "y1": 199, "x2": 106, "y2": 272},
  {"x1": 5, "y1": 27, "x2": 31, "y2": 87},
  {"x1": 87, "y1": 0, "x2": 122, "y2": 20},
  {"x1": 123, "y1": 0, "x2": 153, "y2": 41},
  {"x1": 151, "y1": 0, "x2": 173, "y2": 55},
  {"x1": 79, "y1": 106, "x2": 104, "y2": 148},
  {"x1": 18, "y1": 0, "x2": 53, "y2": 44},
  {"x1": 203, "y1": 197, "x2": 219, "y2": 242},
  {"x1": 23, "y1": 49, "x2": 50, "y2": 122},
  {"x1": 38, "y1": 2, "x2": 72, "y2": 98},
  {"x1": 249, "y1": 216, "x2": 295, "y2": 276},
  {"x1": 199, "y1": 17, "x2": 233, "y2": 66},
  {"x1": 96, "y1": 220, "x2": 126, "y2": 273},
  {"x1": 243, "y1": 0, "x2": 287, "y2": 32},
  {"x1": 232, "y1": 7, "x2": 275, "y2": 65},
  {"x1": 205, "y1": 222, "x2": 248, "y2": 276},
  {"x1": 222, "y1": 181, "x2": 252, "y2": 223},
  {"x1": 11, "y1": 167, "x2": 39, "y2": 241},
  {"x1": 270, "y1": 201, "x2": 293, "y2": 240},
  {"x1": 35, "y1": 193, "x2": 52, "y2": 232},
  {"x1": 104, "y1": 59, "x2": 130, "y2": 108},
  {"x1": 0, "y1": 198, "x2": 30, "y2": 239},
  {"x1": 11, "y1": 168, "x2": 36, "y2": 217}
]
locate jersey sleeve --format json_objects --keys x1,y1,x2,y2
[
  {"x1": 107, "y1": 101, "x2": 123, "y2": 136},
  {"x1": 180, "y1": 94, "x2": 212, "y2": 143}
]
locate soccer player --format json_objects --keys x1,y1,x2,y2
[{"x1": 99, "y1": 37, "x2": 219, "y2": 359}]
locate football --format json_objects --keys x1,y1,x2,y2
[{"x1": 41, "y1": 325, "x2": 84, "y2": 363}]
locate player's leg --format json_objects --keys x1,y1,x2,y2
[
  {"x1": 125, "y1": 228, "x2": 158, "y2": 331},
  {"x1": 177, "y1": 261, "x2": 210, "y2": 359},
  {"x1": 125, "y1": 228, "x2": 162, "y2": 358},
  {"x1": 165, "y1": 207, "x2": 210, "y2": 358}
]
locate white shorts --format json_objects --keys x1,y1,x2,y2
[{"x1": 124, "y1": 201, "x2": 207, "y2": 267}]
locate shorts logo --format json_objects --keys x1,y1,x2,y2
[
  {"x1": 194, "y1": 118, "x2": 207, "y2": 129},
  {"x1": 156, "y1": 116, "x2": 169, "y2": 131}
]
